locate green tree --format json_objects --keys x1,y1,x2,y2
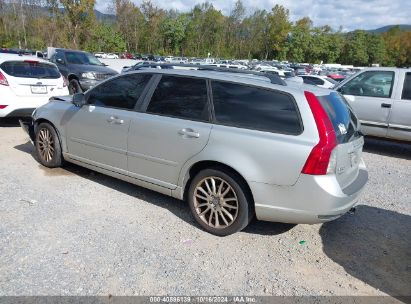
[
  {"x1": 267, "y1": 5, "x2": 292, "y2": 60},
  {"x1": 287, "y1": 17, "x2": 312, "y2": 62},
  {"x1": 367, "y1": 33, "x2": 385, "y2": 65},
  {"x1": 59, "y1": 0, "x2": 96, "y2": 49},
  {"x1": 161, "y1": 14, "x2": 187, "y2": 54},
  {"x1": 341, "y1": 30, "x2": 369, "y2": 66},
  {"x1": 114, "y1": 0, "x2": 145, "y2": 53},
  {"x1": 85, "y1": 22, "x2": 125, "y2": 52}
]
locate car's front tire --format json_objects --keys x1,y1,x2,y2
[
  {"x1": 188, "y1": 168, "x2": 253, "y2": 236},
  {"x1": 68, "y1": 79, "x2": 82, "y2": 95},
  {"x1": 35, "y1": 122, "x2": 63, "y2": 168}
]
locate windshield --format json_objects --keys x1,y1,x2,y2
[
  {"x1": 65, "y1": 51, "x2": 102, "y2": 66},
  {"x1": 0, "y1": 61, "x2": 60, "y2": 79}
]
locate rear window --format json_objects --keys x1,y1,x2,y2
[
  {"x1": 317, "y1": 92, "x2": 359, "y2": 143},
  {"x1": 0, "y1": 61, "x2": 60, "y2": 79},
  {"x1": 211, "y1": 81, "x2": 302, "y2": 135}
]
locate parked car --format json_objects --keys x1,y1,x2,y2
[
  {"x1": 327, "y1": 73, "x2": 345, "y2": 82},
  {"x1": 21, "y1": 68, "x2": 368, "y2": 235},
  {"x1": 301, "y1": 75, "x2": 337, "y2": 89},
  {"x1": 106, "y1": 53, "x2": 119, "y2": 59},
  {"x1": 120, "y1": 53, "x2": 134, "y2": 59},
  {"x1": 49, "y1": 48, "x2": 118, "y2": 94},
  {"x1": 334, "y1": 67, "x2": 411, "y2": 142},
  {"x1": 94, "y1": 52, "x2": 107, "y2": 59},
  {"x1": 0, "y1": 54, "x2": 69, "y2": 118}
]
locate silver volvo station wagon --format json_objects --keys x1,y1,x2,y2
[{"x1": 21, "y1": 67, "x2": 368, "y2": 235}]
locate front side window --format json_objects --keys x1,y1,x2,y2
[
  {"x1": 402, "y1": 73, "x2": 411, "y2": 100},
  {"x1": 146, "y1": 76, "x2": 209, "y2": 122},
  {"x1": 339, "y1": 71, "x2": 394, "y2": 98},
  {"x1": 87, "y1": 74, "x2": 151, "y2": 110},
  {"x1": 211, "y1": 81, "x2": 302, "y2": 135}
]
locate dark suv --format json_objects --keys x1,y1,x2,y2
[{"x1": 49, "y1": 48, "x2": 118, "y2": 94}]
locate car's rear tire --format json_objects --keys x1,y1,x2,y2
[
  {"x1": 188, "y1": 168, "x2": 253, "y2": 236},
  {"x1": 68, "y1": 79, "x2": 82, "y2": 95},
  {"x1": 35, "y1": 122, "x2": 63, "y2": 168}
]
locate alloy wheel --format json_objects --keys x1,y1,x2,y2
[
  {"x1": 193, "y1": 176, "x2": 239, "y2": 229},
  {"x1": 37, "y1": 128, "x2": 55, "y2": 162}
]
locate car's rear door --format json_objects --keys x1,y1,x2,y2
[
  {"x1": 387, "y1": 71, "x2": 411, "y2": 141},
  {"x1": 127, "y1": 75, "x2": 212, "y2": 188},
  {"x1": 65, "y1": 74, "x2": 152, "y2": 172},
  {"x1": 336, "y1": 70, "x2": 396, "y2": 138}
]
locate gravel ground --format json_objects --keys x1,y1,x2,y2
[{"x1": 0, "y1": 121, "x2": 410, "y2": 300}]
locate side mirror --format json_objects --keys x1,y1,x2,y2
[
  {"x1": 101, "y1": 63, "x2": 108, "y2": 66},
  {"x1": 72, "y1": 93, "x2": 86, "y2": 107},
  {"x1": 56, "y1": 58, "x2": 65, "y2": 65}
]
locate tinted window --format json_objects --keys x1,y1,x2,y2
[
  {"x1": 340, "y1": 71, "x2": 394, "y2": 98},
  {"x1": 88, "y1": 74, "x2": 151, "y2": 110},
  {"x1": 317, "y1": 92, "x2": 359, "y2": 143},
  {"x1": 402, "y1": 73, "x2": 411, "y2": 100},
  {"x1": 0, "y1": 61, "x2": 60, "y2": 79},
  {"x1": 65, "y1": 51, "x2": 102, "y2": 66},
  {"x1": 303, "y1": 77, "x2": 323, "y2": 85},
  {"x1": 211, "y1": 81, "x2": 302, "y2": 135},
  {"x1": 54, "y1": 52, "x2": 65, "y2": 64},
  {"x1": 146, "y1": 76, "x2": 209, "y2": 121}
]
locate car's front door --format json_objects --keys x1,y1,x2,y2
[
  {"x1": 64, "y1": 74, "x2": 152, "y2": 172},
  {"x1": 127, "y1": 75, "x2": 212, "y2": 188},
  {"x1": 337, "y1": 70, "x2": 395, "y2": 138},
  {"x1": 387, "y1": 71, "x2": 411, "y2": 141}
]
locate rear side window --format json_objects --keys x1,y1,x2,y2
[
  {"x1": 88, "y1": 74, "x2": 151, "y2": 110},
  {"x1": 0, "y1": 61, "x2": 60, "y2": 79},
  {"x1": 402, "y1": 73, "x2": 411, "y2": 100},
  {"x1": 146, "y1": 76, "x2": 209, "y2": 122},
  {"x1": 317, "y1": 92, "x2": 359, "y2": 143},
  {"x1": 211, "y1": 81, "x2": 302, "y2": 135}
]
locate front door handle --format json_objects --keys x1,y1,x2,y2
[
  {"x1": 178, "y1": 128, "x2": 200, "y2": 138},
  {"x1": 381, "y1": 103, "x2": 391, "y2": 108},
  {"x1": 107, "y1": 116, "x2": 124, "y2": 124},
  {"x1": 107, "y1": 116, "x2": 116, "y2": 123}
]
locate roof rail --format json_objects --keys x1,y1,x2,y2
[{"x1": 130, "y1": 63, "x2": 287, "y2": 86}]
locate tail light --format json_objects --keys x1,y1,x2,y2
[
  {"x1": 0, "y1": 72, "x2": 9, "y2": 86},
  {"x1": 61, "y1": 74, "x2": 68, "y2": 87},
  {"x1": 0, "y1": 105, "x2": 8, "y2": 109},
  {"x1": 302, "y1": 91, "x2": 337, "y2": 175}
]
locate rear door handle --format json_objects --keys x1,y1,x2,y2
[
  {"x1": 178, "y1": 128, "x2": 200, "y2": 138},
  {"x1": 381, "y1": 103, "x2": 391, "y2": 108}
]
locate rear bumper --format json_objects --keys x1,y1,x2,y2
[
  {"x1": 0, "y1": 89, "x2": 68, "y2": 117},
  {"x1": 251, "y1": 163, "x2": 368, "y2": 224},
  {"x1": 5, "y1": 108, "x2": 36, "y2": 117}
]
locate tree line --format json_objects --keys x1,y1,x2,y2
[{"x1": 1, "y1": 0, "x2": 410, "y2": 66}]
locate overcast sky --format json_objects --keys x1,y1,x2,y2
[{"x1": 95, "y1": 0, "x2": 410, "y2": 31}]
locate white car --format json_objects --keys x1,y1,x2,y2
[
  {"x1": 94, "y1": 52, "x2": 108, "y2": 59},
  {"x1": 106, "y1": 53, "x2": 119, "y2": 59},
  {"x1": 254, "y1": 64, "x2": 285, "y2": 77},
  {"x1": 0, "y1": 54, "x2": 69, "y2": 118},
  {"x1": 301, "y1": 75, "x2": 338, "y2": 89}
]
